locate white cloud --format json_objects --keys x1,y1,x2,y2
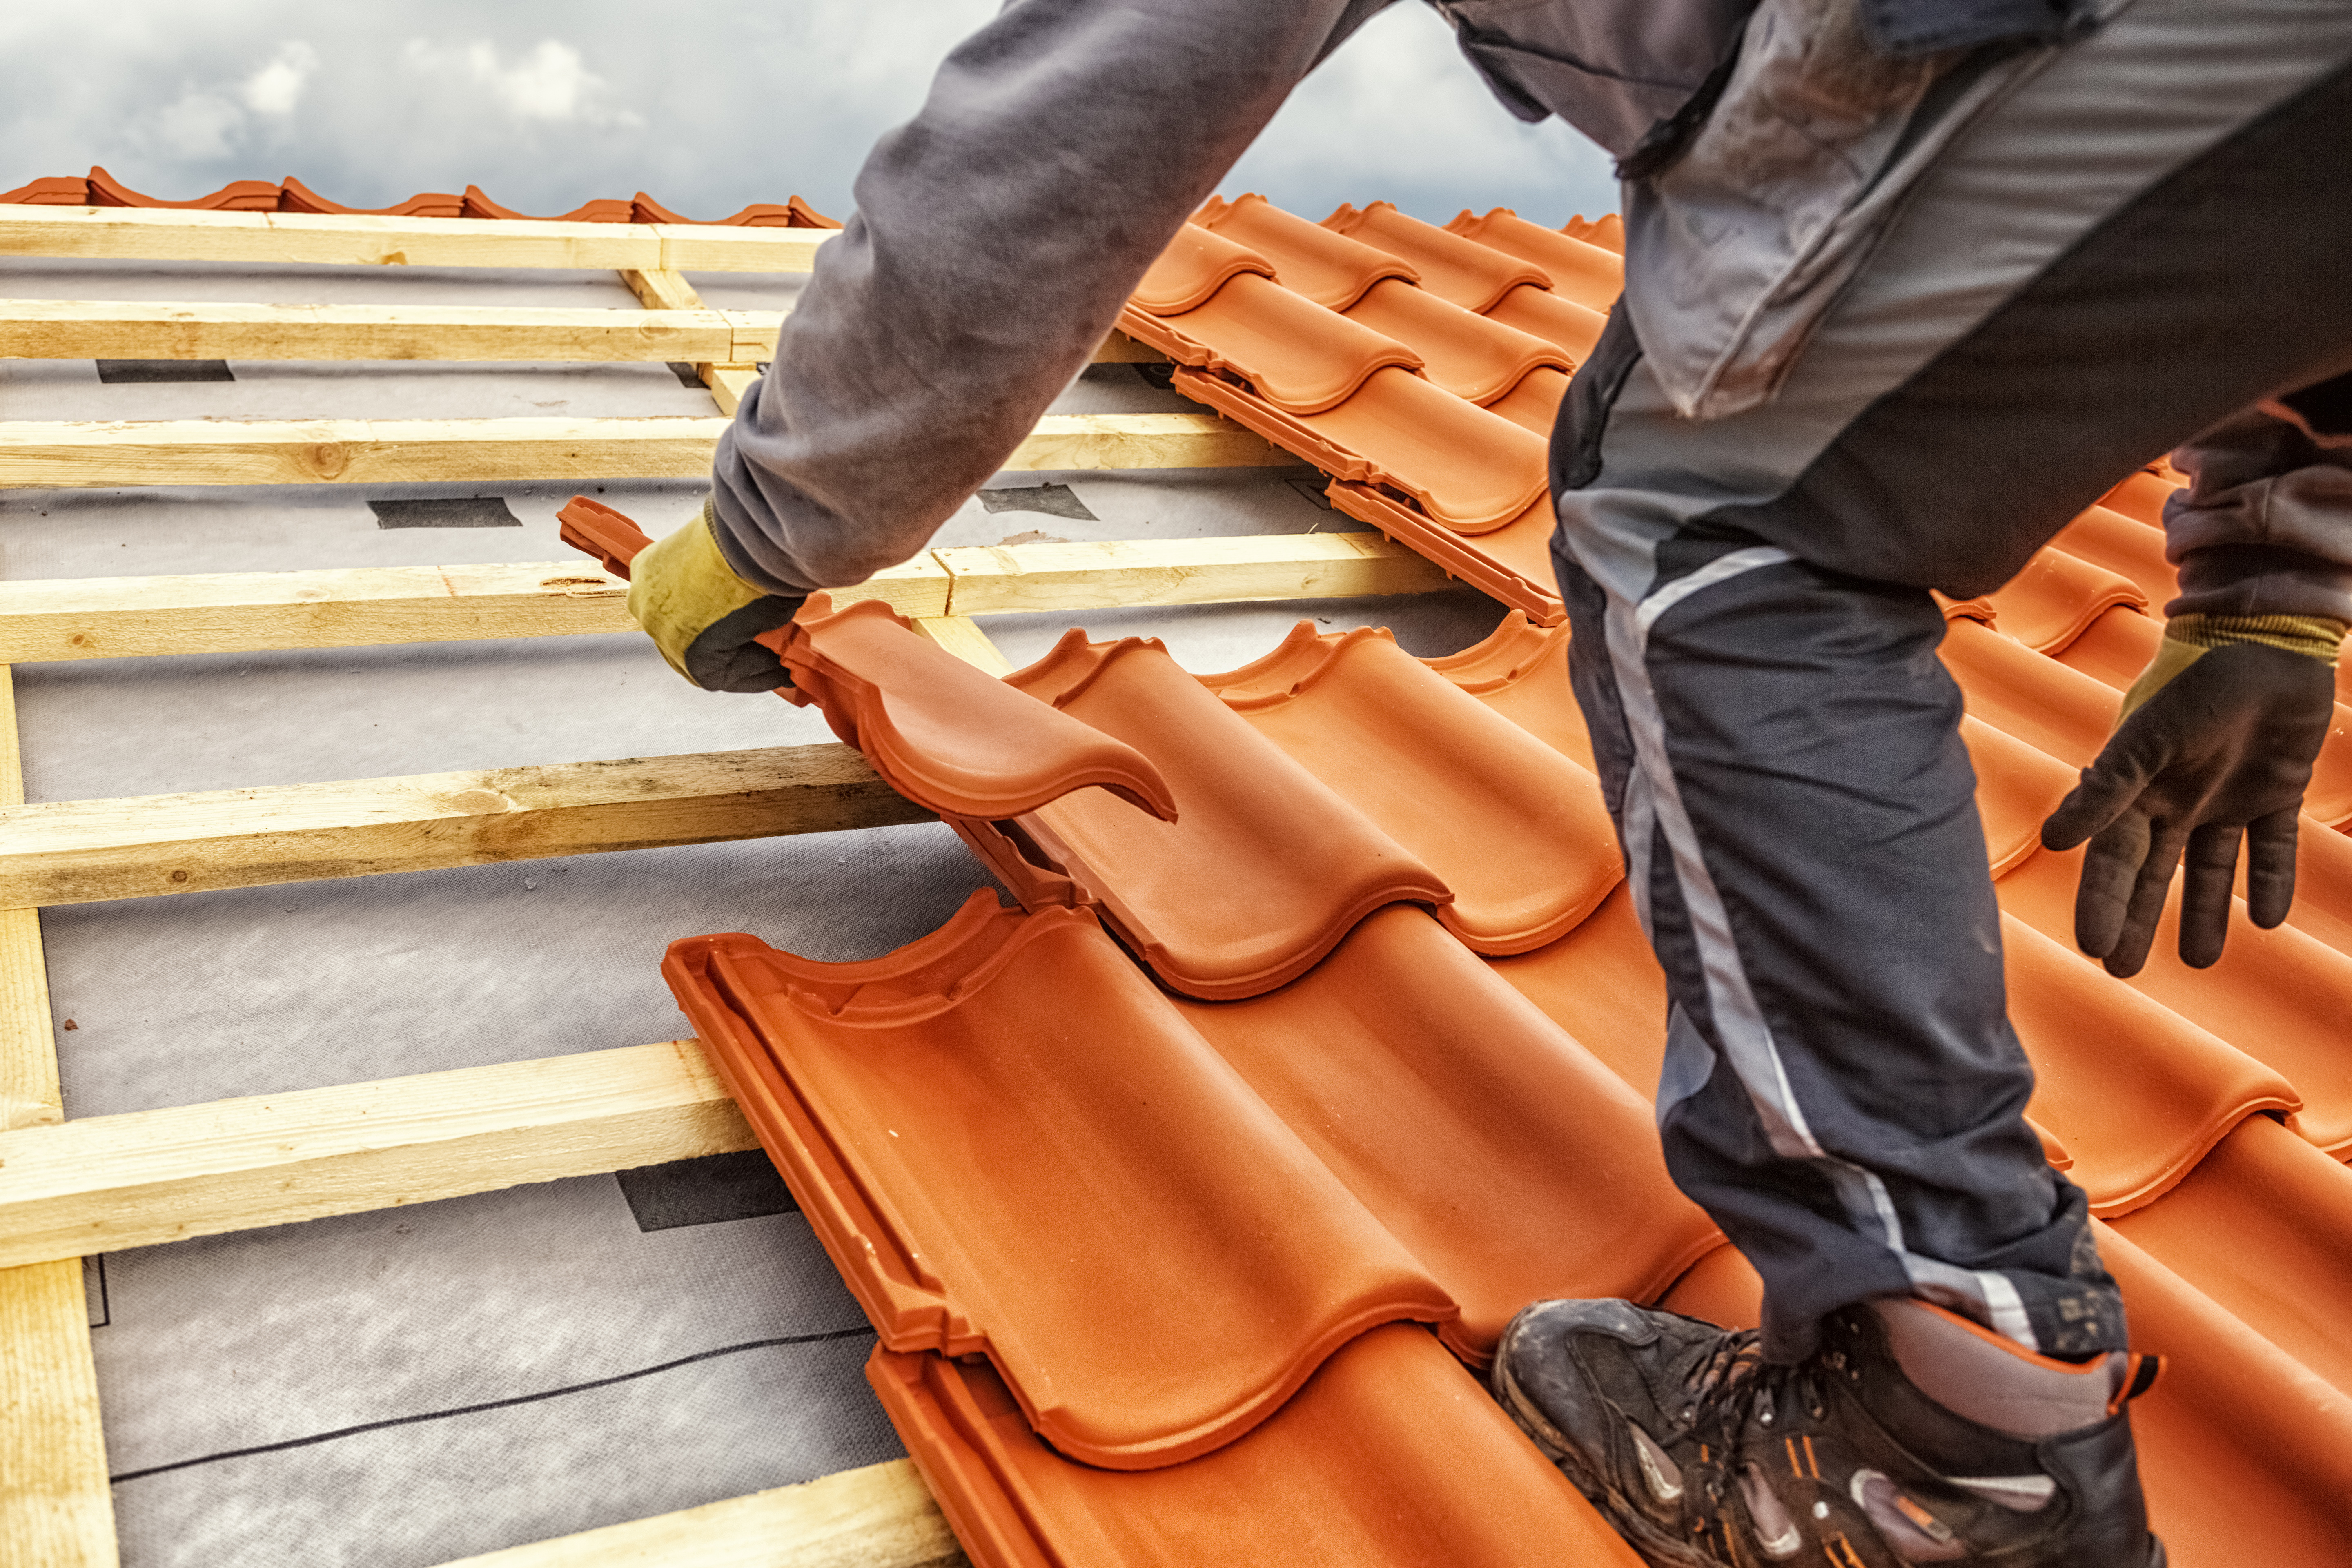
[
  {"x1": 242, "y1": 41, "x2": 319, "y2": 116},
  {"x1": 405, "y1": 38, "x2": 641, "y2": 127},
  {"x1": 143, "y1": 91, "x2": 245, "y2": 161}
]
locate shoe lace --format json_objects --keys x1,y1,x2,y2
[{"x1": 1679, "y1": 1330, "x2": 1833, "y2": 1521}]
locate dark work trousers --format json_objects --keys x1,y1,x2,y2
[{"x1": 1554, "y1": 0, "x2": 2352, "y2": 1363}]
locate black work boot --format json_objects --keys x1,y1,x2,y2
[{"x1": 1491, "y1": 1295, "x2": 2165, "y2": 1567}]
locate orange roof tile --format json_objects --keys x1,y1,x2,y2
[
  {"x1": 1195, "y1": 194, "x2": 1419, "y2": 309},
  {"x1": 871, "y1": 1325, "x2": 1649, "y2": 1568},
  {"x1": 1324, "y1": 202, "x2": 1550, "y2": 313},
  {"x1": 1339, "y1": 278, "x2": 1568, "y2": 405},
  {"x1": 1444, "y1": 208, "x2": 1623, "y2": 313},
  {"x1": 0, "y1": 167, "x2": 843, "y2": 226}
]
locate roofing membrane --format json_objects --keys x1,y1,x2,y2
[{"x1": 636, "y1": 196, "x2": 2352, "y2": 1566}]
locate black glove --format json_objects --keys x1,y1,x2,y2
[{"x1": 2041, "y1": 615, "x2": 2344, "y2": 976}]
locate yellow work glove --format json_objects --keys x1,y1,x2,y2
[
  {"x1": 2042, "y1": 612, "x2": 2346, "y2": 976},
  {"x1": 627, "y1": 499, "x2": 807, "y2": 693}
]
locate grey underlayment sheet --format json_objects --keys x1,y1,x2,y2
[{"x1": 0, "y1": 256, "x2": 1507, "y2": 1567}]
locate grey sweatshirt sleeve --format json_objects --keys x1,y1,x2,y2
[
  {"x1": 706, "y1": 0, "x2": 1391, "y2": 594},
  {"x1": 2163, "y1": 396, "x2": 2352, "y2": 624}
]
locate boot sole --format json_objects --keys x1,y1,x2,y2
[{"x1": 1490, "y1": 1345, "x2": 1731, "y2": 1568}]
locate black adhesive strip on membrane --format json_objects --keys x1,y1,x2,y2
[
  {"x1": 667, "y1": 361, "x2": 707, "y2": 388},
  {"x1": 96, "y1": 360, "x2": 235, "y2": 384},
  {"x1": 615, "y1": 1149, "x2": 800, "y2": 1232},
  {"x1": 976, "y1": 482, "x2": 1098, "y2": 523},
  {"x1": 368, "y1": 497, "x2": 523, "y2": 530}
]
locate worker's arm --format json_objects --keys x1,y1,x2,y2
[
  {"x1": 2042, "y1": 394, "x2": 2352, "y2": 975},
  {"x1": 702, "y1": 0, "x2": 1390, "y2": 600}
]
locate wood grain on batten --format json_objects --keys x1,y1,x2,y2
[
  {"x1": 428, "y1": 1461, "x2": 963, "y2": 1568},
  {"x1": 0, "y1": 744, "x2": 935, "y2": 911},
  {"x1": 0, "y1": 412, "x2": 1275, "y2": 488},
  {"x1": 0, "y1": 667, "x2": 121, "y2": 1568},
  {"x1": 0, "y1": 1040, "x2": 756, "y2": 1269}
]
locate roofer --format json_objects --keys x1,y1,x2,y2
[{"x1": 623, "y1": 2, "x2": 2352, "y2": 1562}]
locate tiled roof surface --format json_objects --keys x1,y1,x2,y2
[
  {"x1": 624, "y1": 197, "x2": 2350, "y2": 1563},
  {"x1": 0, "y1": 166, "x2": 842, "y2": 226}
]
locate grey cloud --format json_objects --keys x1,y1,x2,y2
[{"x1": 1, "y1": 1, "x2": 1616, "y2": 226}]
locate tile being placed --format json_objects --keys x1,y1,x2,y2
[
  {"x1": 1121, "y1": 273, "x2": 1421, "y2": 413},
  {"x1": 963, "y1": 632, "x2": 1453, "y2": 999},
  {"x1": 870, "y1": 1325, "x2": 1647, "y2": 1568},
  {"x1": 664, "y1": 892, "x2": 1453, "y2": 1470}
]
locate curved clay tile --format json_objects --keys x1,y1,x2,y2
[
  {"x1": 2286, "y1": 820, "x2": 2352, "y2": 957},
  {"x1": 461, "y1": 184, "x2": 635, "y2": 223},
  {"x1": 1199, "y1": 626, "x2": 1621, "y2": 954},
  {"x1": 0, "y1": 176, "x2": 96, "y2": 206},
  {"x1": 2000, "y1": 844, "x2": 2352, "y2": 1154},
  {"x1": 1483, "y1": 283, "x2": 1608, "y2": 363},
  {"x1": 1982, "y1": 548, "x2": 2149, "y2": 653},
  {"x1": 1327, "y1": 482, "x2": 1563, "y2": 625},
  {"x1": 1485, "y1": 364, "x2": 1570, "y2": 436},
  {"x1": 1942, "y1": 615, "x2": 2123, "y2": 765},
  {"x1": 1486, "y1": 885, "x2": 1668, "y2": 1095},
  {"x1": 1194, "y1": 192, "x2": 1420, "y2": 310},
  {"x1": 1119, "y1": 273, "x2": 1423, "y2": 414},
  {"x1": 1340, "y1": 277, "x2": 1568, "y2": 405},
  {"x1": 2051, "y1": 503, "x2": 2179, "y2": 609},
  {"x1": 1446, "y1": 207, "x2": 1624, "y2": 313},
  {"x1": 1564, "y1": 212, "x2": 1625, "y2": 254},
  {"x1": 989, "y1": 633, "x2": 1453, "y2": 999},
  {"x1": 778, "y1": 594, "x2": 1178, "y2": 823},
  {"x1": 1183, "y1": 908, "x2": 1717, "y2": 1361},
  {"x1": 555, "y1": 497, "x2": 1175, "y2": 824},
  {"x1": 2000, "y1": 911, "x2": 2297, "y2": 1216},
  {"x1": 276, "y1": 177, "x2": 464, "y2": 218},
  {"x1": 2100, "y1": 468, "x2": 2182, "y2": 528},
  {"x1": 1323, "y1": 202, "x2": 1549, "y2": 314},
  {"x1": 870, "y1": 1325, "x2": 1650, "y2": 1568},
  {"x1": 1424, "y1": 611, "x2": 1595, "y2": 769},
  {"x1": 1960, "y1": 713, "x2": 2077, "y2": 875},
  {"x1": 2111, "y1": 1114, "x2": 2352, "y2": 1395},
  {"x1": 665, "y1": 895, "x2": 1453, "y2": 1470},
  {"x1": 1649, "y1": 1227, "x2": 2352, "y2": 1566},
  {"x1": 85, "y1": 166, "x2": 279, "y2": 211},
  {"x1": 627, "y1": 192, "x2": 842, "y2": 228},
  {"x1": 1129, "y1": 222, "x2": 1278, "y2": 315}
]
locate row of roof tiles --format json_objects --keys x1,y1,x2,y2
[{"x1": 0, "y1": 167, "x2": 841, "y2": 226}]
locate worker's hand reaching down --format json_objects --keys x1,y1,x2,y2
[
  {"x1": 628, "y1": 500, "x2": 808, "y2": 693},
  {"x1": 2042, "y1": 615, "x2": 2345, "y2": 976}
]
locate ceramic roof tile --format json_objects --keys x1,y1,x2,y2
[
  {"x1": 1179, "y1": 906, "x2": 1718, "y2": 1357},
  {"x1": 870, "y1": 1325, "x2": 1648, "y2": 1568},
  {"x1": 1424, "y1": 612, "x2": 1595, "y2": 769},
  {"x1": 962, "y1": 632, "x2": 1450, "y2": 999},
  {"x1": 1999, "y1": 845, "x2": 2352, "y2": 1153},
  {"x1": 1957, "y1": 713, "x2": 2078, "y2": 875},
  {"x1": 1194, "y1": 193, "x2": 1421, "y2": 310},
  {"x1": 2109, "y1": 1113, "x2": 2352, "y2": 1397},
  {"x1": 1322, "y1": 202, "x2": 1550, "y2": 313},
  {"x1": 1119, "y1": 274, "x2": 1424, "y2": 414},
  {"x1": 1444, "y1": 208, "x2": 1624, "y2": 312},
  {"x1": 1565, "y1": 212, "x2": 1626, "y2": 254},
  {"x1": 2050, "y1": 503, "x2": 2178, "y2": 609},
  {"x1": 1941, "y1": 615, "x2": 2127, "y2": 767},
  {"x1": 1327, "y1": 482, "x2": 1564, "y2": 623},
  {"x1": 557, "y1": 499, "x2": 1177, "y2": 824},
  {"x1": 665, "y1": 894, "x2": 1453, "y2": 1469},
  {"x1": 1339, "y1": 278, "x2": 1569, "y2": 405},
  {"x1": 1195, "y1": 625, "x2": 1621, "y2": 955},
  {"x1": 1485, "y1": 365, "x2": 1572, "y2": 436},
  {"x1": 1979, "y1": 547, "x2": 2149, "y2": 653},
  {"x1": 2099, "y1": 469, "x2": 2182, "y2": 528},
  {"x1": 1655, "y1": 1228, "x2": 2352, "y2": 1565},
  {"x1": 1481, "y1": 283, "x2": 1610, "y2": 364},
  {"x1": 1180, "y1": 364, "x2": 1549, "y2": 532},
  {"x1": 1129, "y1": 222, "x2": 1279, "y2": 315},
  {"x1": 1485, "y1": 884, "x2": 1670, "y2": 1098},
  {"x1": 1, "y1": 167, "x2": 842, "y2": 225}
]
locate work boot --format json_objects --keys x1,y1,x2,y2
[{"x1": 1491, "y1": 1295, "x2": 2165, "y2": 1567}]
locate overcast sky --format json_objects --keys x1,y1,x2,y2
[{"x1": 0, "y1": 2, "x2": 1619, "y2": 229}]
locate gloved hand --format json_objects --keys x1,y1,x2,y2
[
  {"x1": 2041, "y1": 613, "x2": 2345, "y2": 976},
  {"x1": 627, "y1": 499, "x2": 808, "y2": 692}
]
